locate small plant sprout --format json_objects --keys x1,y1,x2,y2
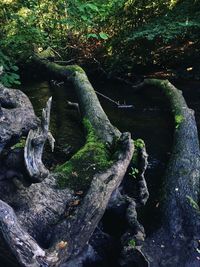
[
  {"x1": 128, "y1": 239, "x2": 136, "y2": 249},
  {"x1": 129, "y1": 167, "x2": 139, "y2": 179}
]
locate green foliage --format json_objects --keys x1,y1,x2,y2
[
  {"x1": 0, "y1": 50, "x2": 21, "y2": 87},
  {"x1": 56, "y1": 118, "x2": 112, "y2": 190},
  {"x1": 99, "y1": 32, "x2": 109, "y2": 40},
  {"x1": 105, "y1": 0, "x2": 200, "y2": 75},
  {"x1": 129, "y1": 167, "x2": 139, "y2": 179},
  {"x1": 131, "y1": 138, "x2": 145, "y2": 165},
  {"x1": 128, "y1": 2, "x2": 200, "y2": 43},
  {"x1": 134, "y1": 139, "x2": 145, "y2": 149},
  {"x1": 11, "y1": 137, "x2": 26, "y2": 149},
  {"x1": 0, "y1": 0, "x2": 113, "y2": 63},
  {"x1": 1, "y1": 0, "x2": 199, "y2": 75},
  {"x1": 128, "y1": 239, "x2": 136, "y2": 249}
]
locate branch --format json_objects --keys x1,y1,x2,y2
[
  {"x1": 24, "y1": 97, "x2": 55, "y2": 182},
  {"x1": 0, "y1": 200, "x2": 47, "y2": 267}
]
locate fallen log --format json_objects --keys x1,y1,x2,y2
[{"x1": 137, "y1": 79, "x2": 200, "y2": 267}]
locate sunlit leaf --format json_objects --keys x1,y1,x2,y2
[
  {"x1": 99, "y1": 32, "x2": 109, "y2": 40},
  {"x1": 86, "y1": 33, "x2": 99, "y2": 39}
]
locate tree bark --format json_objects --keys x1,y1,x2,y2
[
  {"x1": 140, "y1": 79, "x2": 200, "y2": 267},
  {"x1": 24, "y1": 97, "x2": 55, "y2": 182},
  {"x1": 0, "y1": 83, "x2": 39, "y2": 151}
]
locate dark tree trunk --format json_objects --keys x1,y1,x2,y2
[{"x1": 140, "y1": 79, "x2": 200, "y2": 267}]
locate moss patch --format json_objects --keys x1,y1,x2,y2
[
  {"x1": 56, "y1": 118, "x2": 113, "y2": 191},
  {"x1": 65, "y1": 65, "x2": 85, "y2": 74},
  {"x1": 11, "y1": 137, "x2": 26, "y2": 149},
  {"x1": 132, "y1": 138, "x2": 145, "y2": 165},
  {"x1": 175, "y1": 114, "x2": 184, "y2": 129}
]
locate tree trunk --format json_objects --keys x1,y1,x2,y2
[{"x1": 140, "y1": 79, "x2": 200, "y2": 267}]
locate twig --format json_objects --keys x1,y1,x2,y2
[
  {"x1": 95, "y1": 90, "x2": 134, "y2": 109},
  {"x1": 54, "y1": 59, "x2": 76, "y2": 64}
]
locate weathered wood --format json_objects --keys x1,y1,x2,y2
[
  {"x1": 0, "y1": 200, "x2": 46, "y2": 267},
  {"x1": 66, "y1": 100, "x2": 80, "y2": 113},
  {"x1": 0, "y1": 83, "x2": 39, "y2": 151},
  {"x1": 136, "y1": 146, "x2": 149, "y2": 206},
  {"x1": 51, "y1": 132, "x2": 133, "y2": 266},
  {"x1": 24, "y1": 97, "x2": 55, "y2": 182}
]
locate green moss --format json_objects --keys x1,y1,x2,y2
[
  {"x1": 11, "y1": 137, "x2": 26, "y2": 149},
  {"x1": 175, "y1": 114, "x2": 184, "y2": 128},
  {"x1": 132, "y1": 139, "x2": 145, "y2": 165},
  {"x1": 128, "y1": 239, "x2": 136, "y2": 249},
  {"x1": 39, "y1": 47, "x2": 55, "y2": 59},
  {"x1": 65, "y1": 65, "x2": 85, "y2": 74},
  {"x1": 56, "y1": 118, "x2": 112, "y2": 190},
  {"x1": 134, "y1": 138, "x2": 145, "y2": 149}
]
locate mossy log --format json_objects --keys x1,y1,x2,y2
[
  {"x1": 0, "y1": 55, "x2": 148, "y2": 267},
  {"x1": 139, "y1": 79, "x2": 200, "y2": 267}
]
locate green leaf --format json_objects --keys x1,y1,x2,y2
[
  {"x1": 14, "y1": 80, "x2": 21, "y2": 85},
  {"x1": 129, "y1": 239, "x2": 136, "y2": 249},
  {"x1": 86, "y1": 33, "x2": 99, "y2": 39},
  {"x1": 81, "y1": 15, "x2": 89, "y2": 21},
  {"x1": 86, "y1": 3, "x2": 99, "y2": 12},
  {"x1": 99, "y1": 32, "x2": 109, "y2": 40},
  {"x1": 11, "y1": 65, "x2": 19, "y2": 71}
]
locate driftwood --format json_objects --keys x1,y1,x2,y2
[
  {"x1": 24, "y1": 97, "x2": 55, "y2": 182},
  {"x1": 0, "y1": 55, "x2": 147, "y2": 267}
]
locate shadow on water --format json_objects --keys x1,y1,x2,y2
[{"x1": 19, "y1": 78, "x2": 176, "y2": 267}]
